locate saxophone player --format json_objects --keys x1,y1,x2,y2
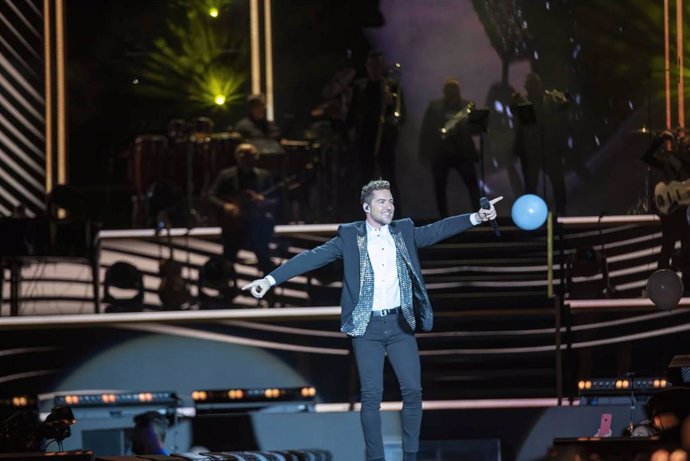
[{"x1": 419, "y1": 78, "x2": 480, "y2": 217}]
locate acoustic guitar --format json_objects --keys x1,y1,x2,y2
[
  {"x1": 218, "y1": 175, "x2": 299, "y2": 231},
  {"x1": 654, "y1": 180, "x2": 690, "y2": 215}
]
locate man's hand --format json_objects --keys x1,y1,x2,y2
[
  {"x1": 475, "y1": 196, "x2": 503, "y2": 222},
  {"x1": 223, "y1": 202, "x2": 240, "y2": 217},
  {"x1": 241, "y1": 277, "x2": 272, "y2": 299}
]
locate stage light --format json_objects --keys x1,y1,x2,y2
[
  {"x1": 103, "y1": 261, "x2": 144, "y2": 312},
  {"x1": 214, "y1": 94, "x2": 226, "y2": 105},
  {"x1": 192, "y1": 386, "x2": 317, "y2": 404},
  {"x1": 226, "y1": 390, "x2": 244, "y2": 399},
  {"x1": 578, "y1": 380, "x2": 593, "y2": 390},
  {"x1": 41, "y1": 406, "x2": 76, "y2": 444},
  {"x1": 209, "y1": 7, "x2": 219, "y2": 17},
  {"x1": 54, "y1": 391, "x2": 178, "y2": 407},
  {"x1": 192, "y1": 391, "x2": 208, "y2": 401},
  {"x1": 300, "y1": 387, "x2": 316, "y2": 397},
  {"x1": 579, "y1": 376, "x2": 672, "y2": 405},
  {"x1": 11, "y1": 397, "x2": 28, "y2": 407}
]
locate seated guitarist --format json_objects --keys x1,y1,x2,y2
[
  {"x1": 643, "y1": 128, "x2": 690, "y2": 288},
  {"x1": 208, "y1": 143, "x2": 276, "y2": 276}
]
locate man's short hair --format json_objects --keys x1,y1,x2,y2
[
  {"x1": 235, "y1": 143, "x2": 258, "y2": 156},
  {"x1": 361, "y1": 179, "x2": 391, "y2": 205},
  {"x1": 443, "y1": 77, "x2": 460, "y2": 90}
]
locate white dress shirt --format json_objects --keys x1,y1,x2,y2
[{"x1": 366, "y1": 222, "x2": 401, "y2": 311}]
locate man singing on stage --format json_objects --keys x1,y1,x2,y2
[{"x1": 243, "y1": 179, "x2": 501, "y2": 461}]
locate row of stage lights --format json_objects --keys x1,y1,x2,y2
[
  {"x1": 577, "y1": 377, "x2": 671, "y2": 395},
  {"x1": 0, "y1": 396, "x2": 36, "y2": 407},
  {"x1": 54, "y1": 392, "x2": 178, "y2": 407},
  {"x1": 192, "y1": 386, "x2": 317, "y2": 403},
  {"x1": 2, "y1": 387, "x2": 318, "y2": 409}
]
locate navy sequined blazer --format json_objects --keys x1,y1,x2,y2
[{"x1": 268, "y1": 214, "x2": 475, "y2": 333}]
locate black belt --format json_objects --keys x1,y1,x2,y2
[{"x1": 371, "y1": 307, "x2": 399, "y2": 317}]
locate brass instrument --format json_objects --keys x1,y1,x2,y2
[
  {"x1": 389, "y1": 62, "x2": 403, "y2": 124},
  {"x1": 440, "y1": 101, "x2": 475, "y2": 140},
  {"x1": 544, "y1": 89, "x2": 569, "y2": 105}
]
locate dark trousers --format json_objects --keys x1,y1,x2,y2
[
  {"x1": 352, "y1": 312, "x2": 422, "y2": 460},
  {"x1": 431, "y1": 155, "x2": 480, "y2": 217},
  {"x1": 520, "y1": 151, "x2": 566, "y2": 214},
  {"x1": 221, "y1": 212, "x2": 275, "y2": 275},
  {"x1": 658, "y1": 206, "x2": 690, "y2": 288}
]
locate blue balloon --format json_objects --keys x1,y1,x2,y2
[{"x1": 511, "y1": 194, "x2": 548, "y2": 230}]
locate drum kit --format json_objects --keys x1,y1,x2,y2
[
  {"x1": 128, "y1": 118, "x2": 245, "y2": 227},
  {"x1": 127, "y1": 65, "x2": 361, "y2": 227},
  {"x1": 128, "y1": 117, "x2": 319, "y2": 227}
]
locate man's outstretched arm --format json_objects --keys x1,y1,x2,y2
[
  {"x1": 414, "y1": 196, "x2": 503, "y2": 248},
  {"x1": 242, "y1": 232, "x2": 345, "y2": 299}
]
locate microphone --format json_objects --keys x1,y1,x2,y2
[{"x1": 480, "y1": 196, "x2": 501, "y2": 237}]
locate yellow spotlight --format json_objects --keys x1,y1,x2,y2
[
  {"x1": 615, "y1": 380, "x2": 622, "y2": 389},
  {"x1": 585, "y1": 380, "x2": 592, "y2": 390},
  {"x1": 661, "y1": 379, "x2": 668, "y2": 387},
  {"x1": 622, "y1": 380, "x2": 630, "y2": 389},
  {"x1": 209, "y1": 7, "x2": 219, "y2": 18},
  {"x1": 654, "y1": 379, "x2": 661, "y2": 388},
  {"x1": 214, "y1": 94, "x2": 226, "y2": 105},
  {"x1": 578, "y1": 381, "x2": 585, "y2": 390}
]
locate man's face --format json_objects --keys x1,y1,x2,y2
[
  {"x1": 249, "y1": 102, "x2": 267, "y2": 120},
  {"x1": 365, "y1": 189, "x2": 395, "y2": 227},
  {"x1": 443, "y1": 84, "x2": 461, "y2": 105},
  {"x1": 366, "y1": 56, "x2": 385, "y2": 80},
  {"x1": 236, "y1": 148, "x2": 259, "y2": 171}
]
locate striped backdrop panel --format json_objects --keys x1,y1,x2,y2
[{"x1": 0, "y1": 0, "x2": 45, "y2": 217}]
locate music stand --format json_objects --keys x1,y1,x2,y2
[
  {"x1": 514, "y1": 102, "x2": 536, "y2": 126},
  {"x1": 469, "y1": 109, "x2": 490, "y2": 193}
]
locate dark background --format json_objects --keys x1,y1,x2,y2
[{"x1": 64, "y1": 0, "x2": 674, "y2": 224}]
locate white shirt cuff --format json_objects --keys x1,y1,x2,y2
[
  {"x1": 266, "y1": 275, "x2": 276, "y2": 286},
  {"x1": 470, "y1": 213, "x2": 481, "y2": 226}
]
